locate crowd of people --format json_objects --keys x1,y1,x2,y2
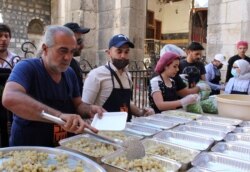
[{"x1": 0, "y1": 22, "x2": 250, "y2": 147}]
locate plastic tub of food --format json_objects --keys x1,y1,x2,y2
[{"x1": 216, "y1": 94, "x2": 250, "y2": 121}]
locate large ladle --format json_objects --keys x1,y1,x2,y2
[{"x1": 41, "y1": 111, "x2": 145, "y2": 160}]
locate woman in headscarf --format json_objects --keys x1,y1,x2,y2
[
  {"x1": 148, "y1": 52, "x2": 199, "y2": 113},
  {"x1": 225, "y1": 59, "x2": 250, "y2": 94}
]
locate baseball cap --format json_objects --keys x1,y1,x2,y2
[
  {"x1": 64, "y1": 22, "x2": 90, "y2": 34},
  {"x1": 214, "y1": 54, "x2": 228, "y2": 65},
  {"x1": 109, "y1": 34, "x2": 134, "y2": 49}
]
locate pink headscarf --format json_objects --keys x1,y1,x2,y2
[
  {"x1": 155, "y1": 52, "x2": 180, "y2": 74},
  {"x1": 237, "y1": 41, "x2": 248, "y2": 48}
]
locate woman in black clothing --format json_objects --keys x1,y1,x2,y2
[
  {"x1": 226, "y1": 41, "x2": 250, "y2": 82},
  {"x1": 148, "y1": 52, "x2": 199, "y2": 113}
]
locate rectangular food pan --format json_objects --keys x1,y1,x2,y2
[
  {"x1": 161, "y1": 110, "x2": 202, "y2": 120},
  {"x1": 199, "y1": 115, "x2": 242, "y2": 126},
  {"x1": 142, "y1": 138, "x2": 200, "y2": 171},
  {"x1": 131, "y1": 117, "x2": 178, "y2": 130},
  {"x1": 187, "y1": 120, "x2": 235, "y2": 133},
  {"x1": 211, "y1": 142, "x2": 250, "y2": 161},
  {"x1": 192, "y1": 152, "x2": 250, "y2": 172},
  {"x1": 101, "y1": 149, "x2": 181, "y2": 172},
  {"x1": 153, "y1": 130, "x2": 214, "y2": 151},
  {"x1": 124, "y1": 122, "x2": 162, "y2": 137},
  {"x1": 59, "y1": 134, "x2": 120, "y2": 164},
  {"x1": 233, "y1": 127, "x2": 250, "y2": 134},
  {"x1": 98, "y1": 130, "x2": 143, "y2": 142},
  {"x1": 224, "y1": 133, "x2": 250, "y2": 148},
  {"x1": 148, "y1": 113, "x2": 192, "y2": 124},
  {"x1": 173, "y1": 125, "x2": 227, "y2": 141}
]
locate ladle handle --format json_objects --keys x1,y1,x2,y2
[{"x1": 40, "y1": 111, "x2": 122, "y2": 146}]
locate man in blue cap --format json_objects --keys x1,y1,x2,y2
[
  {"x1": 82, "y1": 34, "x2": 154, "y2": 121},
  {"x1": 64, "y1": 22, "x2": 90, "y2": 94}
]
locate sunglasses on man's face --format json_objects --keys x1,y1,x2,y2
[{"x1": 77, "y1": 38, "x2": 83, "y2": 45}]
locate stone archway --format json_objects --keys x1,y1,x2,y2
[{"x1": 27, "y1": 18, "x2": 44, "y2": 53}]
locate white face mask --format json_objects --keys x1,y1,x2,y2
[{"x1": 231, "y1": 68, "x2": 239, "y2": 77}]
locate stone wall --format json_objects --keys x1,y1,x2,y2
[
  {"x1": 0, "y1": 0, "x2": 51, "y2": 56},
  {"x1": 207, "y1": 0, "x2": 250, "y2": 80},
  {"x1": 97, "y1": 0, "x2": 146, "y2": 66}
]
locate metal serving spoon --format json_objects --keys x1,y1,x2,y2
[{"x1": 41, "y1": 111, "x2": 145, "y2": 160}]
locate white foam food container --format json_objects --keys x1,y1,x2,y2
[{"x1": 91, "y1": 112, "x2": 127, "y2": 131}]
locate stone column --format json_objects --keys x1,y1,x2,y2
[
  {"x1": 207, "y1": 0, "x2": 250, "y2": 79},
  {"x1": 96, "y1": 0, "x2": 146, "y2": 66}
]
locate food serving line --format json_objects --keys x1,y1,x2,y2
[{"x1": 1, "y1": 110, "x2": 250, "y2": 172}]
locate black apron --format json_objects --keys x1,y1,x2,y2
[
  {"x1": 10, "y1": 75, "x2": 76, "y2": 147},
  {"x1": 150, "y1": 75, "x2": 179, "y2": 113},
  {"x1": 210, "y1": 67, "x2": 221, "y2": 95},
  {"x1": 231, "y1": 80, "x2": 250, "y2": 95},
  {"x1": 102, "y1": 64, "x2": 132, "y2": 122}
]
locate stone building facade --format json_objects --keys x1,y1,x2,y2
[
  {"x1": 206, "y1": 0, "x2": 250, "y2": 80},
  {"x1": 1, "y1": 0, "x2": 146, "y2": 67},
  {"x1": 0, "y1": 0, "x2": 51, "y2": 56},
  {"x1": 51, "y1": 0, "x2": 146, "y2": 67}
]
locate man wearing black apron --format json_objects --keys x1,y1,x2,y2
[
  {"x1": 82, "y1": 34, "x2": 154, "y2": 121},
  {"x1": 2, "y1": 25, "x2": 104, "y2": 147},
  {"x1": 205, "y1": 54, "x2": 228, "y2": 95}
]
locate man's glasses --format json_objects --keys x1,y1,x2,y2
[{"x1": 77, "y1": 38, "x2": 83, "y2": 45}]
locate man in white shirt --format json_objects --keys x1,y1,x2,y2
[
  {"x1": 205, "y1": 54, "x2": 228, "y2": 95},
  {"x1": 0, "y1": 24, "x2": 16, "y2": 69},
  {"x1": 82, "y1": 34, "x2": 154, "y2": 121}
]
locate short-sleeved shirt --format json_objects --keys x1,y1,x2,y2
[
  {"x1": 82, "y1": 62, "x2": 132, "y2": 106},
  {"x1": 148, "y1": 75, "x2": 179, "y2": 113},
  {"x1": 8, "y1": 58, "x2": 80, "y2": 146},
  {"x1": 179, "y1": 59, "x2": 206, "y2": 87},
  {"x1": 0, "y1": 50, "x2": 17, "y2": 69},
  {"x1": 8, "y1": 58, "x2": 80, "y2": 103}
]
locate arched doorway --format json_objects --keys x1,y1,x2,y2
[{"x1": 27, "y1": 18, "x2": 44, "y2": 55}]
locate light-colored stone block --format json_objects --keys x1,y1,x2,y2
[
  {"x1": 207, "y1": 3, "x2": 227, "y2": 25},
  {"x1": 226, "y1": 1, "x2": 244, "y2": 23}
]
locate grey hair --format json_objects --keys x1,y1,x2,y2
[
  {"x1": 43, "y1": 25, "x2": 74, "y2": 47},
  {"x1": 35, "y1": 25, "x2": 74, "y2": 57}
]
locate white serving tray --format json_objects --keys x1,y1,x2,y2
[{"x1": 91, "y1": 112, "x2": 127, "y2": 131}]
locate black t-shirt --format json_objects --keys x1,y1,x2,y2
[
  {"x1": 179, "y1": 59, "x2": 206, "y2": 88},
  {"x1": 70, "y1": 58, "x2": 83, "y2": 94},
  {"x1": 172, "y1": 75, "x2": 187, "y2": 91},
  {"x1": 225, "y1": 55, "x2": 250, "y2": 82}
]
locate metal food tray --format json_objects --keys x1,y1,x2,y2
[
  {"x1": 98, "y1": 130, "x2": 143, "y2": 142},
  {"x1": 233, "y1": 127, "x2": 250, "y2": 134},
  {"x1": 240, "y1": 121, "x2": 250, "y2": 127},
  {"x1": 153, "y1": 130, "x2": 214, "y2": 151},
  {"x1": 131, "y1": 117, "x2": 177, "y2": 130},
  {"x1": 124, "y1": 122, "x2": 162, "y2": 136},
  {"x1": 192, "y1": 152, "x2": 250, "y2": 172},
  {"x1": 211, "y1": 142, "x2": 250, "y2": 161},
  {"x1": 148, "y1": 113, "x2": 193, "y2": 124},
  {"x1": 173, "y1": 125, "x2": 227, "y2": 141},
  {"x1": 142, "y1": 138, "x2": 200, "y2": 171},
  {"x1": 0, "y1": 146, "x2": 106, "y2": 172},
  {"x1": 187, "y1": 167, "x2": 214, "y2": 172},
  {"x1": 161, "y1": 110, "x2": 202, "y2": 120},
  {"x1": 101, "y1": 149, "x2": 181, "y2": 172},
  {"x1": 224, "y1": 133, "x2": 250, "y2": 147},
  {"x1": 199, "y1": 115, "x2": 242, "y2": 126},
  {"x1": 59, "y1": 134, "x2": 120, "y2": 164},
  {"x1": 187, "y1": 120, "x2": 236, "y2": 133}
]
